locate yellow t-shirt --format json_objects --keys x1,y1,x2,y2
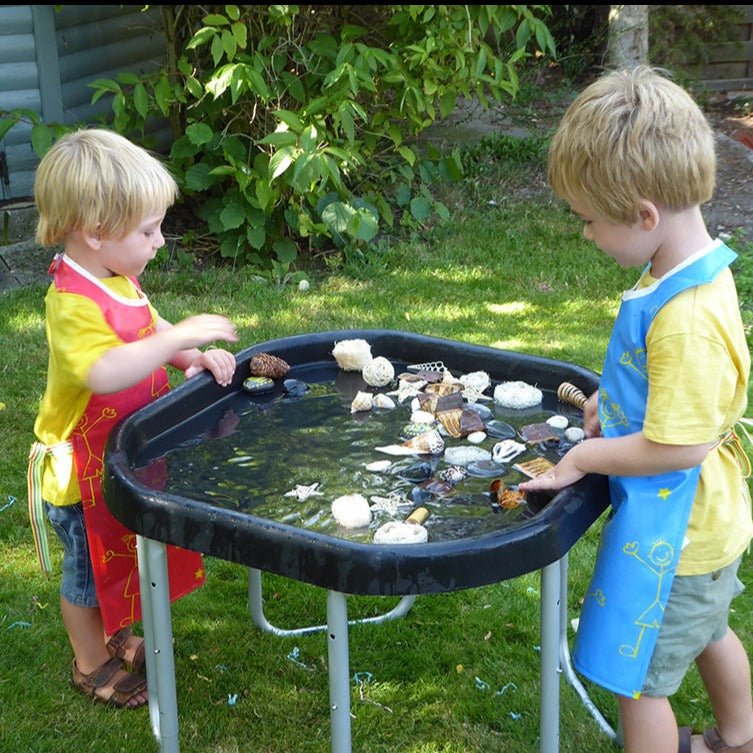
[
  {"x1": 34, "y1": 274, "x2": 159, "y2": 505},
  {"x1": 640, "y1": 265, "x2": 753, "y2": 575}
]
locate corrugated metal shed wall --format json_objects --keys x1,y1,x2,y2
[{"x1": 0, "y1": 5, "x2": 167, "y2": 201}]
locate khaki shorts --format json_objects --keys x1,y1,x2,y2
[{"x1": 641, "y1": 555, "x2": 744, "y2": 697}]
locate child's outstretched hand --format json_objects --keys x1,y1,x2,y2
[
  {"x1": 185, "y1": 347, "x2": 236, "y2": 386},
  {"x1": 518, "y1": 445, "x2": 587, "y2": 493}
]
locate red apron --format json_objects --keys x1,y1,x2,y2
[{"x1": 55, "y1": 256, "x2": 205, "y2": 634}]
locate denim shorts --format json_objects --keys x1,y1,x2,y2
[
  {"x1": 641, "y1": 555, "x2": 744, "y2": 697},
  {"x1": 45, "y1": 502, "x2": 99, "y2": 608}
]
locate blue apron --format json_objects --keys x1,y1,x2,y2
[{"x1": 572, "y1": 241, "x2": 737, "y2": 698}]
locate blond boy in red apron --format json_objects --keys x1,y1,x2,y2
[{"x1": 27, "y1": 129, "x2": 238, "y2": 708}]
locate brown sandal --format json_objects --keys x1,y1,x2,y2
[
  {"x1": 704, "y1": 727, "x2": 753, "y2": 753},
  {"x1": 72, "y1": 657, "x2": 147, "y2": 708},
  {"x1": 106, "y1": 627, "x2": 146, "y2": 672}
]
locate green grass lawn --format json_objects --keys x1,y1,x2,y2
[{"x1": 1, "y1": 185, "x2": 752, "y2": 753}]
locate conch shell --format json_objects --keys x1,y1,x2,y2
[
  {"x1": 375, "y1": 429, "x2": 445, "y2": 456},
  {"x1": 351, "y1": 391, "x2": 373, "y2": 413}
]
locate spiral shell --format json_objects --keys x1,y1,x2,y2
[
  {"x1": 350, "y1": 391, "x2": 373, "y2": 413},
  {"x1": 557, "y1": 382, "x2": 587, "y2": 410}
]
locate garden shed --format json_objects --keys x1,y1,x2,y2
[{"x1": 0, "y1": 4, "x2": 167, "y2": 201}]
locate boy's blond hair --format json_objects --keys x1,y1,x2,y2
[
  {"x1": 547, "y1": 66, "x2": 716, "y2": 224},
  {"x1": 34, "y1": 128, "x2": 178, "y2": 246}
]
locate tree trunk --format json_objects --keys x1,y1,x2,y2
[{"x1": 606, "y1": 5, "x2": 648, "y2": 69}]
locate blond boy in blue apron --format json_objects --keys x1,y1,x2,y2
[{"x1": 521, "y1": 67, "x2": 753, "y2": 753}]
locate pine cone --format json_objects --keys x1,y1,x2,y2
[{"x1": 248, "y1": 352, "x2": 290, "y2": 379}]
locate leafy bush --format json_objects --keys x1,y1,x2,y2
[{"x1": 2, "y1": 5, "x2": 556, "y2": 279}]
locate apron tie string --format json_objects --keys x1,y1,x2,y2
[{"x1": 27, "y1": 442, "x2": 52, "y2": 573}]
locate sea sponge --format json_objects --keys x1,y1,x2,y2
[
  {"x1": 331, "y1": 494, "x2": 372, "y2": 528},
  {"x1": 493, "y1": 381, "x2": 542, "y2": 409},
  {"x1": 332, "y1": 339, "x2": 373, "y2": 371}
]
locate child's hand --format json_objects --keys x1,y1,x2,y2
[
  {"x1": 170, "y1": 314, "x2": 239, "y2": 350},
  {"x1": 518, "y1": 447, "x2": 587, "y2": 493},
  {"x1": 583, "y1": 390, "x2": 601, "y2": 438},
  {"x1": 185, "y1": 347, "x2": 236, "y2": 386}
]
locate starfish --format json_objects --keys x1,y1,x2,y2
[{"x1": 284, "y1": 483, "x2": 324, "y2": 501}]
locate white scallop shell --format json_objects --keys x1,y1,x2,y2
[
  {"x1": 331, "y1": 494, "x2": 372, "y2": 528},
  {"x1": 362, "y1": 356, "x2": 395, "y2": 387},
  {"x1": 373, "y1": 521, "x2": 428, "y2": 545}
]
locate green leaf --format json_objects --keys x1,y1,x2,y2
[
  {"x1": 154, "y1": 75, "x2": 172, "y2": 117},
  {"x1": 30, "y1": 123, "x2": 54, "y2": 157},
  {"x1": 203, "y1": 13, "x2": 230, "y2": 27},
  {"x1": 221, "y1": 28, "x2": 237, "y2": 60},
  {"x1": 219, "y1": 202, "x2": 246, "y2": 230},
  {"x1": 133, "y1": 83, "x2": 149, "y2": 120},
  {"x1": 269, "y1": 147, "x2": 295, "y2": 180},
  {"x1": 398, "y1": 146, "x2": 416, "y2": 166},
  {"x1": 273, "y1": 238, "x2": 298, "y2": 265},
  {"x1": 258, "y1": 131, "x2": 298, "y2": 148},
  {"x1": 274, "y1": 109, "x2": 303, "y2": 132},
  {"x1": 322, "y1": 201, "x2": 355, "y2": 233},
  {"x1": 439, "y1": 90, "x2": 457, "y2": 119},
  {"x1": 308, "y1": 34, "x2": 338, "y2": 59},
  {"x1": 255, "y1": 179, "x2": 275, "y2": 211},
  {"x1": 247, "y1": 225, "x2": 266, "y2": 250},
  {"x1": 410, "y1": 196, "x2": 431, "y2": 222},
  {"x1": 186, "y1": 76, "x2": 204, "y2": 99},
  {"x1": 0, "y1": 119, "x2": 17, "y2": 142},
  {"x1": 231, "y1": 21, "x2": 247, "y2": 48},
  {"x1": 185, "y1": 162, "x2": 219, "y2": 191},
  {"x1": 187, "y1": 27, "x2": 216, "y2": 49},
  {"x1": 185, "y1": 122, "x2": 214, "y2": 146}
]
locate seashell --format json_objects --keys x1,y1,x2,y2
[
  {"x1": 362, "y1": 356, "x2": 395, "y2": 387},
  {"x1": 498, "y1": 488, "x2": 526, "y2": 509},
  {"x1": 493, "y1": 381, "x2": 543, "y2": 409},
  {"x1": 546, "y1": 415, "x2": 569, "y2": 430},
  {"x1": 513, "y1": 457, "x2": 556, "y2": 479},
  {"x1": 401, "y1": 421, "x2": 436, "y2": 440},
  {"x1": 373, "y1": 520, "x2": 428, "y2": 545},
  {"x1": 406, "y1": 361, "x2": 446, "y2": 375},
  {"x1": 332, "y1": 494, "x2": 372, "y2": 528},
  {"x1": 485, "y1": 420, "x2": 517, "y2": 440},
  {"x1": 398, "y1": 372, "x2": 433, "y2": 384},
  {"x1": 565, "y1": 426, "x2": 585, "y2": 443},
  {"x1": 425, "y1": 380, "x2": 463, "y2": 397},
  {"x1": 411, "y1": 409, "x2": 435, "y2": 425},
  {"x1": 351, "y1": 390, "x2": 373, "y2": 413},
  {"x1": 464, "y1": 402, "x2": 493, "y2": 421},
  {"x1": 365, "y1": 460, "x2": 392, "y2": 473},
  {"x1": 467, "y1": 431, "x2": 486, "y2": 444},
  {"x1": 376, "y1": 429, "x2": 445, "y2": 456},
  {"x1": 284, "y1": 483, "x2": 324, "y2": 501},
  {"x1": 436, "y1": 407, "x2": 463, "y2": 438},
  {"x1": 249, "y1": 352, "x2": 290, "y2": 379},
  {"x1": 443, "y1": 445, "x2": 491, "y2": 466},
  {"x1": 394, "y1": 380, "x2": 424, "y2": 403},
  {"x1": 438, "y1": 465, "x2": 468, "y2": 483},
  {"x1": 519, "y1": 422, "x2": 560, "y2": 444},
  {"x1": 332, "y1": 339, "x2": 373, "y2": 371},
  {"x1": 492, "y1": 439, "x2": 526, "y2": 464},
  {"x1": 372, "y1": 393, "x2": 396, "y2": 410},
  {"x1": 557, "y1": 382, "x2": 588, "y2": 410},
  {"x1": 418, "y1": 478, "x2": 453, "y2": 496},
  {"x1": 396, "y1": 461, "x2": 433, "y2": 482},
  {"x1": 467, "y1": 459, "x2": 504, "y2": 478},
  {"x1": 460, "y1": 371, "x2": 491, "y2": 402},
  {"x1": 243, "y1": 376, "x2": 275, "y2": 394}
]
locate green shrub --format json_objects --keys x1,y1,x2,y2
[{"x1": 2, "y1": 5, "x2": 557, "y2": 278}]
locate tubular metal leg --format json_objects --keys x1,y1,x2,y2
[
  {"x1": 539, "y1": 560, "x2": 562, "y2": 753},
  {"x1": 137, "y1": 536, "x2": 180, "y2": 753},
  {"x1": 248, "y1": 567, "x2": 416, "y2": 637},
  {"x1": 326, "y1": 591, "x2": 352, "y2": 753},
  {"x1": 558, "y1": 553, "x2": 617, "y2": 741}
]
